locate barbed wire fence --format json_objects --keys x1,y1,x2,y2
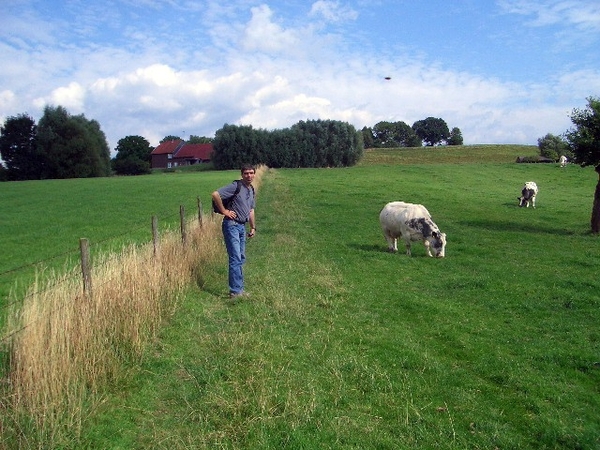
[{"x1": 0, "y1": 196, "x2": 209, "y2": 347}]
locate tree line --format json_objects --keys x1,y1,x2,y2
[
  {"x1": 0, "y1": 106, "x2": 111, "y2": 181},
  {"x1": 212, "y1": 120, "x2": 363, "y2": 170},
  {"x1": 0, "y1": 106, "x2": 217, "y2": 180},
  {"x1": 362, "y1": 117, "x2": 463, "y2": 148}
]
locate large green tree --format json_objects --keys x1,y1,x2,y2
[
  {"x1": 112, "y1": 135, "x2": 153, "y2": 175},
  {"x1": 0, "y1": 114, "x2": 41, "y2": 180},
  {"x1": 212, "y1": 124, "x2": 268, "y2": 170},
  {"x1": 361, "y1": 126, "x2": 374, "y2": 149},
  {"x1": 412, "y1": 117, "x2": 450, "y2": 146},
  {"x1": 36, "y1": 105, "x2": 111, "y2": 179},
  {"x1": 212, "y1": 120, "x2": 362, "y2": 169},
  {"x1": 372, "y1": 121, "x2": 420, "y2": 148},
  {"x1": 538, "y1": 133, "x2": 569, "y2": 161},
  {"x1": 565, "y1": 96, "x2": 600, "y2": 233},
  {"x1": 447, "y1": 127, "x2": 464, "y2": 146}
]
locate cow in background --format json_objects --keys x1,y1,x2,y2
[
  {"x1": 379, "y1": 201, "x2": 447, "y2": 257},
  {"x1": 559, "y1": 155, "x2": 568, "y2": 167},
  {"x1": 518, "y1": 181, "x2": 538, "y2": 208}
]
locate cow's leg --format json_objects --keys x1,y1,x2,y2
[
  {"x1": 384, "y1": 230, "x2": 397, "y2": 252},
  {"x1": 424, "y1": 240, "x2": 433, "y2": 257},
  {"x1": 532, "y1": 196, "x2": 536, "y2": 208},
  {"x1": 404, "y1": 239, "x2": 412, "y2": 256}
]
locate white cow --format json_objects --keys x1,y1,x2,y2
[
  {"x1": 518, "y1": 181, "x2": 538, "y2": 208},
  {"x1": 379, "y1": 201, "x2": 447, "y2": 258},
  {"x1": 559, "y1": 155, "x2": 568, "y2": 167}
]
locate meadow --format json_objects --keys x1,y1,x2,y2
[{"x1": 1, "y1": 145, "x2": 599, "y2": 449}]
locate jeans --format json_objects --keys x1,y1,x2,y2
[{"x1": 222, "y1": 219, "x2": 246, "y2": 294}]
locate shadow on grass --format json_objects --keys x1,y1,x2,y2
[
  {"x1": 352, "y1": 243, "x2": 383, "y2": 253},
  {"x1": 457, "y1": 218, "x2": 579, "y2": 236}
]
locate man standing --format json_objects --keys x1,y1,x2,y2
[{"x1": 211, "y1": 164, "x2": 256, "y2": 299}]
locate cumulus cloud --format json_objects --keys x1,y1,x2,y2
[
  {"x1": 1, "y1": 0, "x2": 599, "y2": 152},
  {"x1": 242, "y1": 5, "x2": 300, "y2": 52},
  {"x1": 33, "y1": 82, "x2": 86, "y2": 113}
]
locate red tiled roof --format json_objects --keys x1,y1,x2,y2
[
  {"x1": 151, "y1": 139, "x2": 184, "y2": 155},
  {"x1": 174, "y1": 143, "x2": 213, "y2": 160}
]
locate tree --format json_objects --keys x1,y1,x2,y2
[
  {"x1": 188, "y1": 135, "x2": 213, "y2": 144},
  {"x1": 36, "y1": 105, "x2": 111, "y2": 179},
  {"x1": 161, "y1": 135, "x2": 181, "y2": 143},
  {"x1": 565, "y1": 96, "x2": 600, "y2": 233},
  {"x1": 371, "y1": 121, "x2": 396, "y2": 147},
  {"x1": 372, "y1": 121, "x2": 420, "y2": 148},
  {"x1": 394, "y1": 121, "x2": 421, "y2": 147},
  {"x1": 537, "y1": 133, "x2": 568, "y2": 161},
  {"x1": 412, "y1": 117, "x2": 450, "y2": 146},
  {"x1": 0, "y1": 114, "x2": 41, "y2": 180},
  {"x1": 447, "y1": 127, "x2": 464, "y2": 146},
  {"x1": 361, "y1": 126, "x2": 374, "y2": 149},
  {"x1": 212, "y1": 124, "x2": 267, "y2": 170},
  {"x1": 112, "y1": 135, "x2": 153, "y2": 175},
  {"x1": 212, "y1": 120, "x2": 362, "y2": 169}
]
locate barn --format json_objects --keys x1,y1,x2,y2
[{"x1": 151, "y1": 139, "x2": 213, "y2": 169}]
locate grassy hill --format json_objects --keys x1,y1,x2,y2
[
  {"x1": 360, "y1": 144, "x2": 540, "y2": 165},
  {"x1": 1, "y1": 145, "x2": 599, "y2": 449}
]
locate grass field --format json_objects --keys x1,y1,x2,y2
[
  {"x1": 1, "y1": 145, "x2": 599, "y2": 449},
  {"x1": 0, "y1": 170, "x2": 240, "y2": 307}
]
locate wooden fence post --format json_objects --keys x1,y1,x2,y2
[
  {"x1": 79, "y1": 238, "x2": 92, "y2": 298},
  {"x1": 197, "y1": 196, "x2": 203, "y2": 227},
  {"x1": 180, "y1": 205, "x2": 187, "y2": 244},
  {"x1": 152, "y1": 215, "x2": 159, "y2": 257}
]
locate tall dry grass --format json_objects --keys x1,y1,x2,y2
[{"x1": 1, "y1": 165, "x2": 266, "y2": 448}]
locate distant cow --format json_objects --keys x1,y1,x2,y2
[
  {"x1": 559, "y1": 155, "x2": 568, "y2": 167},
  {"x1": 379, "y1": 201, "x2": 447, "y2": 258},
  {"x1": 518, "y1": 181, "x2": 538, "y2": 208}
]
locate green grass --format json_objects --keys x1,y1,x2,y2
[
  {"x1": 0, "y1": 170, "x2": 239, "y2": 306},
  {"x1": 3, "y1": 146, "x2": 600, "y2": 448}
]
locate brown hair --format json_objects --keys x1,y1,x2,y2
[{"x1": 241, "y1": 164, "x2": 255, "y2": 174}]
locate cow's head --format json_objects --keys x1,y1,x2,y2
[
  {"x1": 429, "y1": 232, "x2": 447, "y2": 258},
  {"x1": 518, "y1": 188, "x2": 535, "y2": 207}
]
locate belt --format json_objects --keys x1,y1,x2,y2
[{"x1": 225, "y1": 217, "x2": 246, "y2": 225}]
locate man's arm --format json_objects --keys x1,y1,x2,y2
[
  {"x1": 211, "y1": 191, "x2": 237, "y2": 220},
  {"x1": 248, "y1": 209, "x2": 256, "y2": 237}
]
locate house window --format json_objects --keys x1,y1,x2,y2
[
  {"x1": 167, "y1": 153, "x2": 173, "y2": 159},
  {"x1": 167, "y1": 162, "x2": 172, "y2": 168}
]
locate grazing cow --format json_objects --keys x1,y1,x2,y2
[
  {"x1": 379, "y1": 201, "x2": 447, "y2": 257},
  {"x1": 518, "y1": 181, "x2": 538, "y2": 208},
  {"x1": 559, "y1": 155, "x2": 568, "y2": 167}
]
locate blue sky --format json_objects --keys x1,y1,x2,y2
[{"x1": 1, "y1": 0, "x2": 599, "y2": 151}]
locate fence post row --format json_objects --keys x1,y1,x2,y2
[
  {"x1": 152, "y1": 215, "x2": 159, "y2": 257},
  {"x1": 78, "y1": 201, "x2": 206, "y2": 294},
  {"x1": 197, "y1": 197, "x2": 203, "y2": 227},
  {"x1": 180, "y1": 205, "x2": 187, "y2": 244},
  {"x1": 79, "y1": 238, "x2": 92, "y2": 299}
]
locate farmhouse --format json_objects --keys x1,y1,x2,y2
[{"x1": 151, "y1": 139, "x2": 213, "y2": 169}]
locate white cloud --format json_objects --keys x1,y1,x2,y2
[
  {"x1": 33, "y1": 82, "x2": 86, "y2": 113},
  {"x1": 1, "y1": 1, "x2": 599, "y2": 153},
  {"x1": 242, "y1": 5, "x2": 300, "y2": 53},
  {"x1": 309, "y1": 1, "x2": 359, "y2": 23},
  {"x1": 498, "y1": 0, "x2": 600, "y2": 31}
]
